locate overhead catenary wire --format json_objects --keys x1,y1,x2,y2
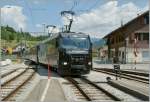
[
  {"x1": 75, "y1": 0, "x2": 118, "y2": 14},
  {"x1": 17, "y1": 0, "x2": 49, "y2": 37},
  {"x1": 74, "y1": 0, "x2": 101, "y2": 14},
  {"x1": 70, "y1": 0, "x2": 79, "y2": 11}
]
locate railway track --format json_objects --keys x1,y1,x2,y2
[
  {"x1": 66, "y1": 77, "x2": 121, "y2": 101},
  {"x1": 93, "y1": 68, "x2": 149, "y2": 84},
  {"x1": 1, "y1": 68, "x2": 20, "y2": 78},
  {"x1": 2, "y1": 68, "x2": 27, "y2": 86},
  {"x1": 107, "y1": 79, "x2": 149, "y2": 101},
  {"x1": 1, "y1": 68, "x2": 35, "y2": 101}
]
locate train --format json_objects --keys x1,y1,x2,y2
[{"x1": 26, "y1": 32, "x2": 92, "y2": 76}]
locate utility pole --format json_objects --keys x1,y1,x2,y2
[
  {"x1": 125, "y1": 38, "x2": 126, "y2": 64},
  {"x1": 0, "y1": 8, "x2": 1, "y2": 62},
  {"x1": 20, "y1": 28, "x2": 23, "y2": 57},
  {"x1": 149, "y1": 15, "x2": 150, "y2": 69},
  {"x1": 0, "y1": 8, "x2": 1, "y2": 100},
  {"x1": 126, "y1": 37, "x2": 129, "y2": 64},
  {"x1": 149, "y1": 4, "x2": 150, "y2": 72},
  {"x1": 121, "y1": 19, "x2": 126, "y2": 64},
  {"x1": 42, "y1": 24, "x2": 46, "y2": 35}
]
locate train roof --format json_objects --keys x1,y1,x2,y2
[
  {"x1": 59, "y1": 32, "x2": 89, "y2": 38},
  {"x1": 37, "y1": 32, "x2": 89, "y2": 45}
]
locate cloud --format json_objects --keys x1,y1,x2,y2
[
  {"x1": 36, "y1": 24, "x2": 42, "y2": 28},
  {"x1": 62, "y1": 1, "x2": 148, "y2": 38},
  {"x1": 64, "y1": 0, "x2": 73, "y2": 4},
  {"x1": 1, "y1": 5, "x2": 27, "y2": 30},
  {"x1": 33, "y1": 0, "x2": 39, "y2": 4}
]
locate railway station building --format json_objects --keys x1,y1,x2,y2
[{"x1": 103, "y1": 11, "x2": 149, "y2": 64}]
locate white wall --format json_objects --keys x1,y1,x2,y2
[{"x1": 119, "y1": 47, "x2": 149, "y2": 63}]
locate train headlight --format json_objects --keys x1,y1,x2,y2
[
  {"x1": 63, "y1": 62, "x2": 68, "y2": 65},
  {"x1": 88, "y1": 62, "x2": 92, "y2": 65}
]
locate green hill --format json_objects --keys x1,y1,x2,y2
[{"x1": 1, "y1": 25, "x2": 47, "y2": 48}]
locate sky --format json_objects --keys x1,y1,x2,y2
[{"x1": 0, "y1": 0, "x2": 149, "y2": 38}]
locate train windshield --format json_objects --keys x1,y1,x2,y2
[{"x1": 60, "y1": 37, "x2": 90, "y2": 49}]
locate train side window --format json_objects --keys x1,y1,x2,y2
[
  {"x1": 56, "y1": 39, "x2": 59, "y2": 47},
  {"x1": 37, "y1": 45, "x2": 40, "y2": 50}
]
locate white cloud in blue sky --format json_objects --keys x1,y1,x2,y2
[
  {"x1": 69, "y1": 0, "x2": 148, "y2": 38},
  {"x1": 35, "y1": 24, "x2": 42, "y2": 28},
  {"x1": 1, "y1": 5, "x2": 27, "y2": 31},
  {"x1": 0, "y1": 0, "x2": 149, "y2": 38}
]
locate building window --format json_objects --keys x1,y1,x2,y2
[
  {"x1": 142, "y1": 51, "x2": 149, "y2": 61},
  {"x1": 143, "y1": 33, "x2": 149, "y2": 40},
  {"x1": 122, "y1": 52, "x2": 124, "y2": 59},
  {"x1": 111, "y1": 38, "x2": 114, "y2": 44},
  {"x1": 144, "y1": 14, "x2": 149, "y2": 24},
  {"x1": 135, "y1": 33, "x2": 149, "y2": 41},
  {"x1": 136, "y1": 34, "x2": 141, "y2": 41}
]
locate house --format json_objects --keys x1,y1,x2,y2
[{"x1": 103, "y1": 11, "x2": 149, "y2": 63}]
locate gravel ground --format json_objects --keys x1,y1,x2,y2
[
  {"x1": 1, "y1": 63, "x2": 28, "y2": 74},
  {"x1": 1, "y1": 68, "x2": 26, "y2": 85},
  {"x1": 85, "y1": 71, "x2": 148, "y2": 102},
  {"x1": 97, "y1": 83, "x2": 140, "y2": 102},
  {"x1": 2, "y1": 62, "x2": 148, "y2": 102},
  {"x1": 93, "y1": 61, "x2": 149, "y2": 72},
  {"x1": 58, "y1": 77, "x2": 76, "y2": 102},
  {"x1": 59, "y1": 70, "x2": 146, "y2": 102}
]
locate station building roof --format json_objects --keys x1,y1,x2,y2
[{"x1": 103, "y1": 10, "x2": 149, "y2": 39}]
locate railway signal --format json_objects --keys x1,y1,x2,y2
[
  {"x1": 113, "y1": 57, "x2": 121, "y2": 80},
  {"x1": 113, "y1": 64, "x2": 121, "y2": 80}
]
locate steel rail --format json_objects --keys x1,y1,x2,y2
[
  {"x1": 66, "y1": 77, "x2": 122, "y2": 101},
  {"x1": 2, "y1": 70, "x2": 35, "y2": 101},
  {"x1": 93, "y1": 69, "x2": 149, "y2": 84},
  {"x1": 107, "y1": 80, "x2": 149, "y2": 101},
  {"x1": 66, "y1": 77, "x2": 92, "y2": 101},
  {"x1": 81, "y1": 77, "x2": 122, "y2": 101},
  {"x1": 1, "y1": 68, "x2": 19, "y2": 78},
  {"x1": 94, "y1": 68, "x2": 149, "y2": 77},
  {"x1": 1, "y1": 68, "x2": 28, "y2": 87}
]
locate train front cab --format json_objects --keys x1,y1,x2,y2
[
  {"x1": 57, "y1": 34, "x2": 92, "y2": 76},
  {"x1": 58, "y1": 54, "x2": 92, "y2": 76}
]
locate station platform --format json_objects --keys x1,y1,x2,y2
[{"x1": 24, "y1": 79, "x2": 67, "y2": 102}]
